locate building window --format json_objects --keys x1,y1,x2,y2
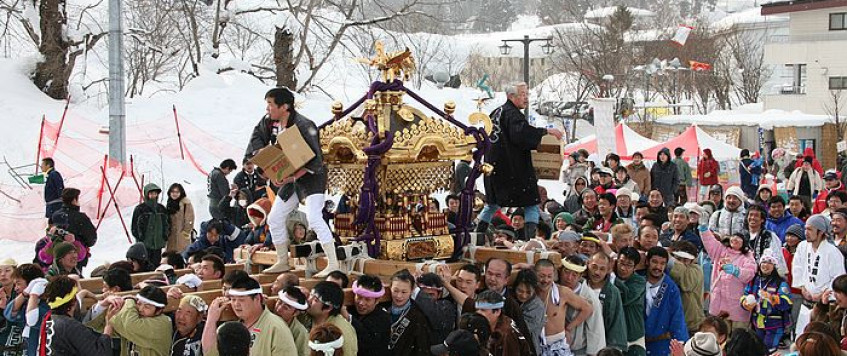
[
  {"x1": 830, "y1": 76, "x2": 847, "y2": 90},
  {"x1": 831, "y1": 13, "x2": 847, "y2": 30},
  {"x1": 780, "y1": 64, "x2": 807, "y2": 94}
]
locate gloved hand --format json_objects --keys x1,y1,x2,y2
[
  {"x1": 722, "y1": 263, "x2": 740, "y2": 277},
  {"x1": 698, "y1": 224, "x2": 709, "y2": 233},
  {"x1": 25, "y1": 278, "x2": 48, "y2": 296},
  {"x1": 176, "y1": 273, "x2": 203, "y2": 289}
]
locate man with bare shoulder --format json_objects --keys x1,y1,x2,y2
[{"x1": 534, "y1": 259, "x2": 592, "y2": 356}]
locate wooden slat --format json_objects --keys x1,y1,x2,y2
[
  {"x1": 79, "y1": 264, "x2": 246, "y2": 294},
  {"x1": 465, "y1": 247, "x2": 562, "y2": 267},
  {"x1": 315, "y1": 258, "x2": 467, "y2": 279}
]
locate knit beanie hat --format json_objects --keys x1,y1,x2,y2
[
  {"x1": 725, "y1": 186, "x2": 746, "y2": 201},
  {"x1": 53, "y1": 242, "x2": 77, "y2": 260},
  {"x1": 785, "y1": 224, "x2": 806, "y2": 241},
  {"x1": 806, "y1": 214, "x2": 831, "y2": 235},
  {"x1": 554, "y1": 212, "x2": 575, "y2": 226},
  {"x1": 684, "y1": 332, "x2": 721, "y2": 356},
  {"x1": 126, "y1": 242, "x2": 149, "y2": 262}
]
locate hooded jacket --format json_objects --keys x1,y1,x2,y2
[
  {"x1": 131, "y1": 184, "x2": 169, "y2": 251},
  {"x1": 786, "y1": 166, "x2": 823, "y2": 197},
  {"x1": 701, "y1": 229, "x2": 757, "y2": 322},
  {"x1": 244, "y1": 198, "x2": 273, "y2": 247},
  {"x1": 626, "y1": 160, "x2": 651, "y2": 196},
  {"x1": 650, "y1": 148, "x2": 680, "y2": 206},
  {"x1": 794, "y1": 147, "x2": 823, "y2": 176},
  {"x1": 697, "y1": 149, "x2": 720, "y2": 186},
  {"x1": 563, "y1": 177, "x2": 589, "y2": 213}
]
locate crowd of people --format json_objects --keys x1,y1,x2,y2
[{"x1": 7, "y1": 84, "x2": 847, "y2": 356}]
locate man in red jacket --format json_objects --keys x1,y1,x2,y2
[
  {"x1": 813, "y1": 171, "x2": 846, "y2": 214},
  {"x1": 697, "y1": 149, "x2": 720, "y2": 202}
]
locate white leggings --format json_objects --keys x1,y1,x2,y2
[{"x1": 267, "y1": 193, "x2": 333, "y2": 245}]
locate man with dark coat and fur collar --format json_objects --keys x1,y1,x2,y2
[{"x1": 475, "y1": 82, "x2": 563, "y2": 240}]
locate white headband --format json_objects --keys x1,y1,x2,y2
[
  {"x1": 227, "y1": 288, "x2": 263, "y2": 296},
  {"x1": 279, "y1": 291, "x2": 308, "y2": 311},
  {"x1": 308, "y1": 336, "x2": 344, "y2": 356},
  {"x1": 136, "y1": 294, "x2": 166, "y2": 308}
]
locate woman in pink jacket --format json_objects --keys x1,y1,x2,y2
[{"x1": 699, "y1": 225, "x2": 757, "y2": 329}]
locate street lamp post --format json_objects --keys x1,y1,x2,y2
[{"x1": 499, "y1": 35, "x2": 554, "y2": 118}]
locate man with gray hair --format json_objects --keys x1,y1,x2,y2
[
  {"x1": 477, "y1": 82, "x2": 564, "y2": 241},
  {"x1": 792, "y1": 214, "x2": 846, "y2": 334}
]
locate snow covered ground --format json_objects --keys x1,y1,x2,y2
[{"x1": 0, "y1": 53, "x2": 579, "y2": 276}]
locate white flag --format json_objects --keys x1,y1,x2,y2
[{"x1": 671, "y1": 25, "x2": 694, "y2": 46}]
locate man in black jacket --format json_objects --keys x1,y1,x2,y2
[
  {"x1": 247, "y1": 87, "x2": 336, "y2": 277},
  {"x1": 234, "y1": 157, "x2": 265, "y2": 201},
  {"x1": 50, "y1": 188, "x2": 97, "y2": 272},
  {"x1": 41, "y1": 157, "x2": 64, "y2": 218},
  {"x1": 476, "y1": 82, "x2": 563, "y2": 240},
  {"x1": 207, "y1": 159, "x2": 236, "y2": 219}
]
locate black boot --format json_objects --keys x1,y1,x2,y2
[{"x1": 474, "y1": 221, "x2": 490, "y2": 246}]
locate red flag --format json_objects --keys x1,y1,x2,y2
[
  {"x1": 39, "y1": 119, "x2": 61, "y2": 159},
  {"x1": 689, "y1": 60, "x2": 712, "y2": 71}
]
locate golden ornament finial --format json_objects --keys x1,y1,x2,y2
[
  {"x1": 354, "y1": 40, "x2": 417, "y2": 82},
  {"x1": 444, "y1": 101, "x2": 456, "y2": 115},
  {"x1": 331, "y1": 101, "x2": 343, "y2": 116}
]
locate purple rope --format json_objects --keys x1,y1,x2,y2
[
  {"x1": 453, "y1": 127, "x2": 490, "y2": 254},
  {"x1": 353, "y1": 129, "x2": 394, "y2": 256}
]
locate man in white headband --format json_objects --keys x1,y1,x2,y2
[
  {"x1": 274, "y1": 286, "x2": 310, "y2": 356},
  {"x1": 103, "y1": 285, "x2": 172, "y2": 356},
  {"x1": 306, "y1": 281, "x2": 358, "y2": 355},
  {"x1": 201, "y1": 275, "x2": 297, "y2": 356},
  {"x1": 474, "y1": 290, "x2": 532, "y2": 355},
  {"x1": 559, "y1": 254, "x2": 606, "y2": 355}
]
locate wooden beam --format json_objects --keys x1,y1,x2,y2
[
  {"x1": 79, "y1": 264, "x2": 246, "y2": 295},
  {"x1": 465, "y1": 247, "x2": 562, "y2": 267}
]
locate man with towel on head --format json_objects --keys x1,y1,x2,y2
[{"x1": 534, "y1": 258, "x2": 592, "y2": 355}]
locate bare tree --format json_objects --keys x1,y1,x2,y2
[
  {"x1": 824, "y1": 89, "x2": 846, "y2": 141},
  {"x1": 724, "y1": 30, "x2": 772, "y2": 104},
  {"x1": 0, "y1": 0, "x2": 106, "y2": 99}
]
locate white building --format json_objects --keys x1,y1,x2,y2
[{"x1": 762, "y1": 0, "x2": 847, "y2": 116}]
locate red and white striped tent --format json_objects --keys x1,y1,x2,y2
[{"x1": 564, "y1": 123, "x2": 659, "y2": 156}]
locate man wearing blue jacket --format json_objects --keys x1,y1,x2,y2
[
  {"x1": 41, "y1": 158, "x2": 64, "y2": 218},
  {"x1": 182, "y1": 219, "x2": 246, "y2": 263},
  {"x1": 644, "y1": 247, "x2": 688, "y2": 356},
  {"x1": 765, "y1": 196, "x2": 804, "y2": 242}
]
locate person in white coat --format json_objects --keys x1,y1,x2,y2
[{"x1": 791, "y1": 214, "x2": 846, "y2": 335}]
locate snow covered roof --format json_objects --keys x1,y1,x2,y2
[
  {"x1": 711, "y1": 7, "x2": 788, "y2": 32},
  {"x1": 655, "y1": 103, "x2": 835, "y2": 129},
  {"x1": 584, "y1": 7, "x2": 656, "y2": 19}
]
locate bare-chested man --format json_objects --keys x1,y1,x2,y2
[{"x1": 534, "y1": 259, "x2": 592, "y2": 356}]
